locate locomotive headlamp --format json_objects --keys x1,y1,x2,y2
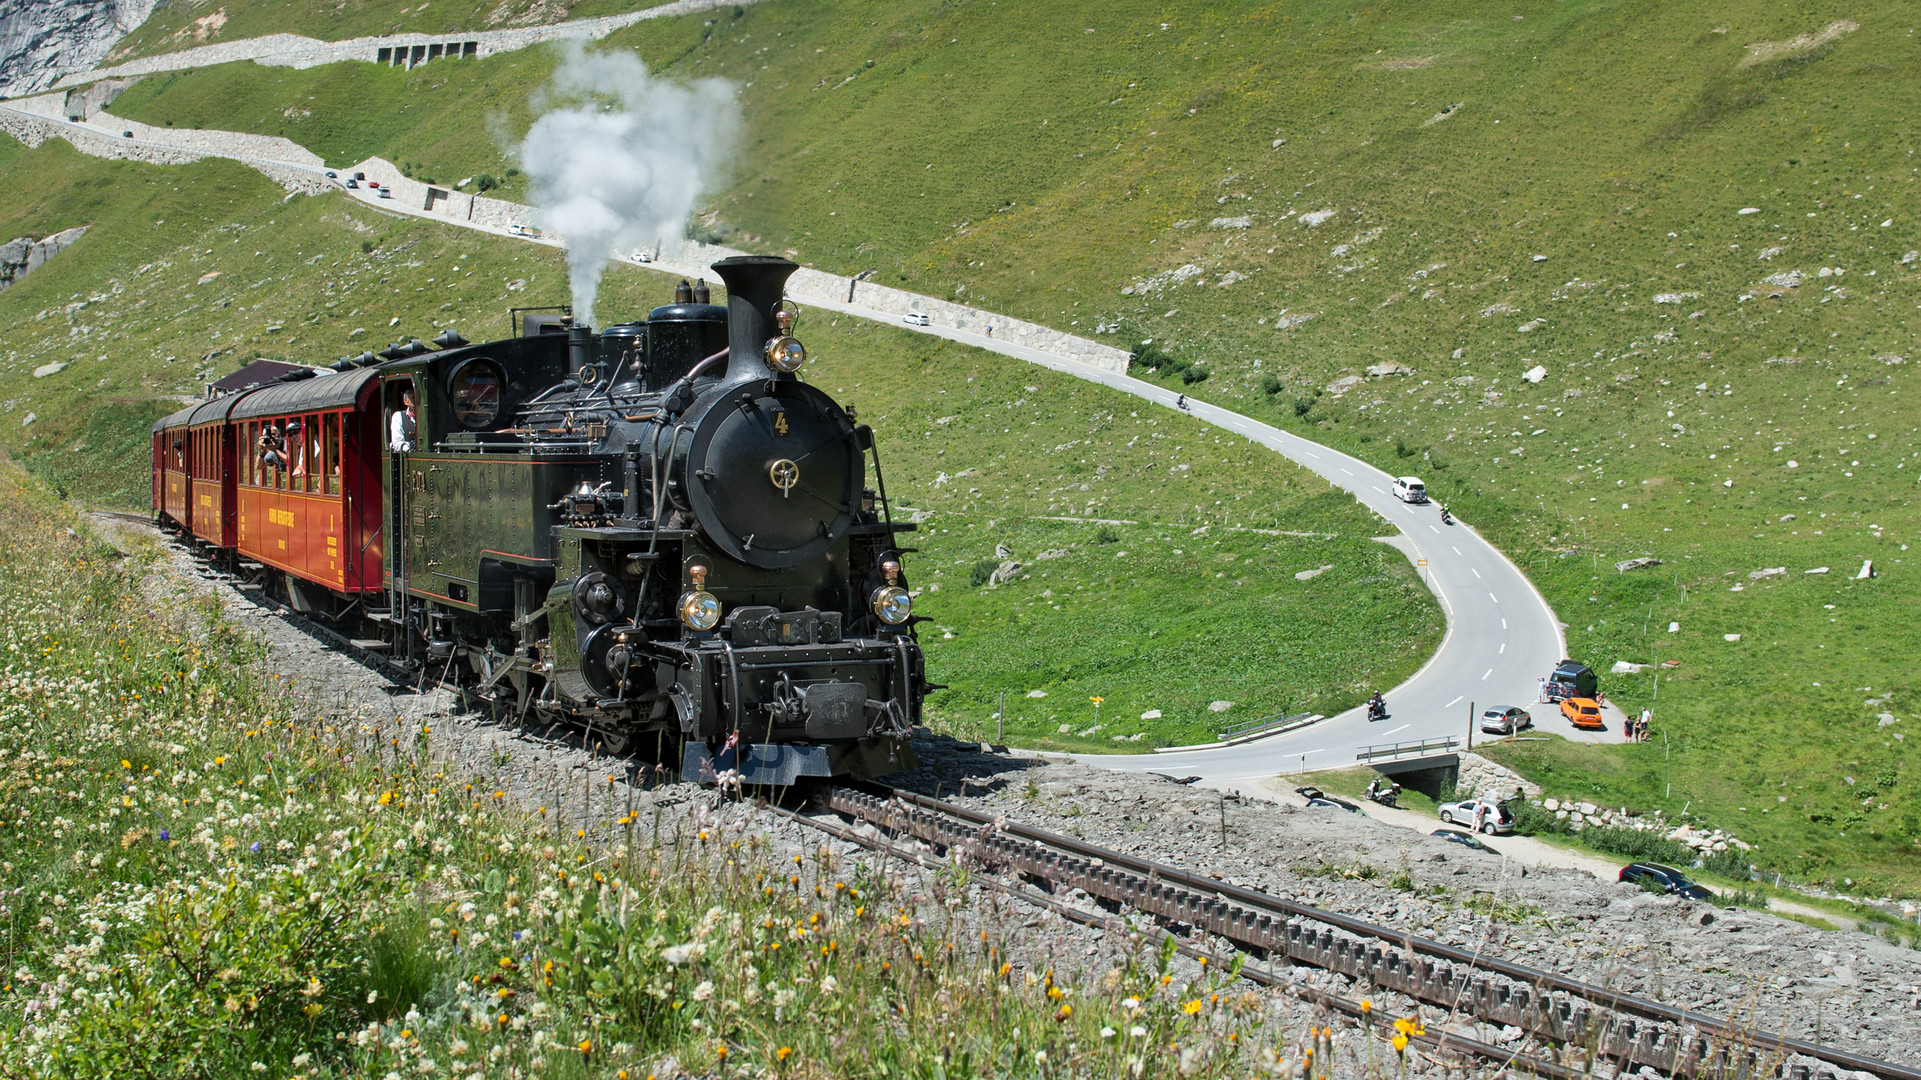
[
  {"x1": 871, "y1": 585, "x2": 912, "y2": 625},
  {"x1": 763, "y1": 335, "x2": 807, "y2": 373},
  {"x1": 678, "y1": 589, "x2": 721, "y2": 631}
]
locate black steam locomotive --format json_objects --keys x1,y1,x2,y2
[{"x1": 159, "y1": 255, "x2": 927, "y2": 784}]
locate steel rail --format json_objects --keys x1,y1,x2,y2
[
  {"x1": 767, "y1": 801, "x2": 1585, "y2": 1080},
  {"x1": 847, "y1": 784, "x2": 1918, "y2": 1080}
]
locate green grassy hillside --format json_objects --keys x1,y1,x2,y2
[
  {"x1": 60, "y1": 0, "x2": 1921, "y2": 889},
  {"x1": 0, "y1": 139, "x2": 1439, "y2": 753},
  {"x1": 104, "y1": 0, "x2": 642, "y2": 63}
]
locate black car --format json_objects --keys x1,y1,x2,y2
[
  {"x1": 1619, "y1": 862, "x2": 1715, "y2": 900},
  {"x1": 1430, "y1": 829, "x2": 1489, "y2": 851}
]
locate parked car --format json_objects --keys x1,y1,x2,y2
[
  {"x1": 1391, "y1": 476, "x2": 1428, "y2": 503},
  {"x1": 1480, "y1": 706, "x2": 1533, "y2": 735},
  {"x1": 1295, "y1": 786, "x2": 1359, "y2": 813},
  {"x1": 901, "y1": 312, "x2": 931, "y2": 327},
  {"x1": 1430, "y1": 829, "x2": 1490, "y2": 851},
  {"x1": 1437, "y1": 798, "x2": 1514, "y2": 834},
  {"x1": 1544, "y1": 659, "x2": 1599, "y2": 701},
  {"x1": 353, "y1": 171, "x2": 366, "y2": 181},
  {"x1": 1560, "y1": 697, "x2": 1605, "y2": 730},
  {"x1": 1619, "y1": 863, "x2": 1715, "y2": 900}
]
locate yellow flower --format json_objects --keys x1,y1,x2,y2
[
  {"x1": 1392, "y1": 1034, "x2": 1409, "y2": 1054},
  {"x1": 777, "y1": 1047, "x2": 794, "y2": 1062},
  {"x1": 577, "y1": 1040, "x2": 592, "y2": 1054},
  {"x1": 1360, "y1": 998, "x2": 1372, "y2": 1014},
  {"x1": 1182, "y1": 999, "x2": 1204, "y2": 1015}
]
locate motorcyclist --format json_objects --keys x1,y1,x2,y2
[
  {"x1": 1439, "y1": 503, "x2": 1453, "y2": 524},
  {"x1": 1367, "y1": 691, "x2": 1386, "y2": 720}
]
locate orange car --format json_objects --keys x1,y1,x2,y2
[{"x1": 1560, "y1": 697, "x2": 1605, "y2": 730}]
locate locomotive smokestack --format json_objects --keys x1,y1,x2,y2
[
  {"x1": 711, "y1": 255, "x2": 798, "y2": 386},
  {"x1": 568, "y1": 323, "x2": 596, "y2": 377}
]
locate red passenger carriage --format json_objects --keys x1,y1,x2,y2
[
  {"x1": 229, "y1": 369, "x2": 385, "y2": 597},
  {"x1": 152, "y1": 405, "x2": 198, "y2": 533}
]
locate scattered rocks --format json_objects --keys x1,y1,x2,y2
[
  {"x1": 1748, "y1": 567, "x2": 1787, "y2": 580},
  {"x1": 1522, "y1": 364, "x2": 1547, "y2": 383},
  {"x1": 1366, "y1": 361, "x2": 1413, "y2": 377},
  {"x1": 1517, "y1": 318, "x2": 1547, "y2": 333},
  {"x1": 1325, "y1": 375, "x2": 1363, "y2": 395},
  {"x1": 1804, "y1": 566, "x2": 1829, "y2": 575},
  {"x1": 1026, "y1": 689, "x2": 1048, "y2": 699},
  {"x1": 1652, "y1": 292, "x2": 1700, "y2": 304},
  {"x1": 1611, "y1": 661, "x2": 1649, "y2": 675},
  {"x1": 1763, "y1": 270, "x2": 1806, "y2": 289},
  {"x1": 1615, "y1": 557, "x2": 1661, "y2": 572},
  {"x1": 0, "y1": 227, "x2": 87, "y2": 291},
  {"x1": 30, "y1": 361, "x2": 68, "y2": 378},
  {"x1": 1208, "y1": 700, "x2": 1234, "y2": 713},
  {"x1": 1725, "y1": 633, "x2": 1743, "y2": 642},
  {"x1": 1140, "y1": 709, "x2": 1162, "y2": 721},
  {"x1": 987, "y1": 560, "x2": 1022, "y2": 586},
  {"x1": 1297, "y1": 209, "x2": 1337, "y2": 227},
  {"x1": 1295, "y1": 564, "x2": 1333, "y2": 581}
]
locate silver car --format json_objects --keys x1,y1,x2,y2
[
  {"x1": 1479, "y1": 706, "x2": 1532, "y2": 735},
  {"x1": 1438, "y1": 799, "x2": 1514, "y2": 835}
]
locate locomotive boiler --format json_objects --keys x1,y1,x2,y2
[{"x1": 156, "y1": 255, "x2": 928, "y2": 784}]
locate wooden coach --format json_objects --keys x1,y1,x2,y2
[
  {"x1": 152, "y1": 404, "x2": 198, "y2": 532},
  {"x1": 230, "y1": 370, "x2": 385, "y2": 600}
]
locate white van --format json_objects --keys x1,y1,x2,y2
[
  {"x1": 1392, "y1": 476, "x2": 1428, "y2": 503},
  {"x1": 901, "y1": 312, "x2": 930, "y2": 327}
]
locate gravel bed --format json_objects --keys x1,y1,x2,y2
[{"x1": 889, "y1": 737, "x2": 1921, "y2": 1072}]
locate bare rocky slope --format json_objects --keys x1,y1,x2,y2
[{"x1": 0, "y1": 0, "x2": 154, "y2": 97}]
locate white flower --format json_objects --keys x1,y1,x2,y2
[
  {"x1": 1130, "y1": 1026, "x2": 1147, "y2": 1038},
  {"x1": 819, "y1": 975, "x2": 840, "y2": 995},
  {"x1": 1101, "y1": 1027, "x2": 1117, "y2": 1039},
  {"x1": 251, "y1": 1064, "x2": 266, "y2": 1073},
  {"x1": 693, "y1": 981, "x2": 715, "y2": 1001},
  {"x1": 660, "y1": 941, "x2": 704, "y2": 966},
  {"x1": 1035, "y1": 1051, "x2": 1048, "y2": 1064},
  {"x1": 1121, "y1": 996, "x2": 1142, "y2": 1012}
]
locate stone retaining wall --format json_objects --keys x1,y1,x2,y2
[
  {"x1": 52, "y1": 0, "x2": 749, "y2": 89},
  {"x1": 96, "y1": 108, "x2": 322, "y2": 167}
]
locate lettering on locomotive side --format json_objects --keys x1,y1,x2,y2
[{"x1": 268, "y1": 507, "x2": 296, "y2": 527}]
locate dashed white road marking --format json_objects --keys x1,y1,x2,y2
[
  {"x1": 1444, "y1": 695, "x2": 1464, "y2": 708},
  {"x1": 1428, "y1": 525, "x2": 1440, "y2": 534},
  {"x1": 1499, "y1": 643, "x2": 1506, "y2": 654},
  {"x1": 1471, "y1": 567, "x2": 1483, "y2": 579},
  {"x1": 1502, "y1": 618, "x2": 1508, "y2": 630},
  {"x1": 1381, "y1": 723, "x2": 1410, "y2": 738},
  {"x1": 1482, "y1": 668, "x2": 1494, "y2": 680},
  {"x1": 1489, "y1": 592, "x2": 1500, "y2": 604},
  {"x1": 1373, "y1": 486, "x2": 1387, "y2": 495},
  {"x1": 1452, "y1": 546, "x2": 1463, "y2": 556},
  {"x1": 1340, "y1": 467, "x2": 1355, "y2": 476}
]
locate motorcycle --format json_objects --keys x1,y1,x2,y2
[
  {"x1": 1365, "y1": 783, "x2": 1402, "y2": 809},
  {"x1": 1367, "y1": 699, "x2": 1388, "y2": 722},
  {"x1": 1439, "y1": 506, "x2": 1453, "y2": 525}
]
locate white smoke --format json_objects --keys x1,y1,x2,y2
[{"x1": 515, "y1": 43, "x2": 740, "y2": 326}]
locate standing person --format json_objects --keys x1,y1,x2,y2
[
  {"x1": 1639, "y1": 707, "x2": 1652, "y2": 743},
  {"x1": 1472, "y1": 796, "x2": 1490, "y2": 834},
  {"x1": 390, "y1": 386, "x2": 417, "y2": 452}
]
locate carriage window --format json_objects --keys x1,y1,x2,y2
[
  {"x1": 324, "y1": 413, "x2": 341, "y2": 495},
  {"x1": 448, "y1": 357, "x2": 505, "y2": 430}
]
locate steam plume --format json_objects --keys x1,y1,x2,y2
[{"x1": 516, "y1": 43, "x2": 740, "y2": 326}]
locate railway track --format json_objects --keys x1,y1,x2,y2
[{"x1": 786, "y1": 784, "x2": 1919, "y2": 1080}]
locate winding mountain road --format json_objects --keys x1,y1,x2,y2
[{"x1": 0, "y1": 82, "x2": 1609, "y2": 786}]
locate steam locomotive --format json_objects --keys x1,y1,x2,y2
[{"x1": 153, "y1": 256, "x2": 927, "y2": 783}]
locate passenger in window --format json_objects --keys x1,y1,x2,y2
[
  {"x1": 390, "y1": 387, "x2": 417, "y2": 452},
  {"x1": 288, "y1": 419, "x2": 307, "y2": 479},
  {"x1": 258, "y1": 426, "x2": 286, "y2": 472}
]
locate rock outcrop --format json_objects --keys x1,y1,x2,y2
[
  {"x1": 0, "y1": 0, "x2": 156, "y2": 97},
  {"x1": 0, "y1": 226, "x2": 87, "y2": 291}
]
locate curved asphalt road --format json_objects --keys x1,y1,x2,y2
[
  {"x1": 808, "y1": 313, "x2": 1619, "y2": 781},
  {"x1": 2, "y1": 100, "x2": 1609, "y2": 779}
]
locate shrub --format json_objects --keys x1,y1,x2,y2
[
  {"x1": 1580, "y1": 825, "x2": 1696, "y2": 865},
  {"x1": 473, "y1": 173, "x2": 497, "y2": 193},
  {"x1": 1092, "y1": 525, "x2": 1121, "y2": 545},
  {"x1": 969, "y1": 557, "x2": 1001, "y2": 587},
  {"x1": 1292, "y1": 397, "x2": 1315, "y2": 418},
  {"x1": 1259, "y1": 375, "x2": 1284, "y2": 396},
  {"x1": 1509, "y1": 801, "x2": 1569, "y2": 836}
]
